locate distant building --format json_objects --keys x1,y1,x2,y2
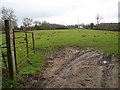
[{"x1": 78, "y1": 24, "x2": 85, "y2": 29}]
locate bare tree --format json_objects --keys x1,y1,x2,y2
[
  {"x1": 0, "y1": 20, "x2": 3, "y2": 30},
  {"x1": 96, "y1": 14, "x2": 103, "y2": 25},
  {"x1": 0, "y1": 7, "x2": 17, "y2": 29},
  {"x1": 23, "y1": 18, "x2": 33, "y2": 30},
  {"x1": 42, "y1": 21, "x2": 47, "y2": 24},
  {"x1": 33, "y1": 20, "x2": 41, "y2": 26}
]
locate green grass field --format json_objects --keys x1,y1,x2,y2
[
  {"x1": 33, "y1": 29, "x2": 118, "y2": 54},
  {"x1": 1, "y1": 29, "x2": 119, "y2": 88}
]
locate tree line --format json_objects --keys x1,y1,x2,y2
[
  {"x1": 0, "y1": 7, "x2": 119, "y2": 31},
  {"x1": 20, "y1": 20, "x2": 70, "y2": 30},
  {"x1": 0, "y1": 7, "x2": 77, "y2": 30}
]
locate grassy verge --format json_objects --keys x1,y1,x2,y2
[{"x1": 1, "y1": 29, "x2": 119, "y2": 88}]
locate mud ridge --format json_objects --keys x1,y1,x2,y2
[{"x1": 24, "y1": 47, "x2": 118, "y2": 88}]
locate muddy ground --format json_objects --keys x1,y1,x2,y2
[{"x1": 24, "y1": 47, "x2": 118, "y2": 88}]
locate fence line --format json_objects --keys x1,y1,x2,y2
[{"x1": 1, "y1": 20, "x2": 35, "y2": 80}]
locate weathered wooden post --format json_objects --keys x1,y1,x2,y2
[{"x1": 5, "y1": 20, "x2": 16, "y2": 80}]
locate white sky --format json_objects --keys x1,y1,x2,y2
[
  {"x1": 118, "y1": 1, "x2": 120, "y2": 22},
  {"x1": 0, "y1": 0, "x2": 119, "y2": 26}
]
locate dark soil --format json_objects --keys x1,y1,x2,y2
[{"x1": 23, "y1": 47, "x2": 118, "y2": 88}]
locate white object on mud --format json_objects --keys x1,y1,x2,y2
[{"x1": 103, "y1": 61, "x2": 107, "y2": 64}]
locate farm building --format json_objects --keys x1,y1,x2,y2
[{"x1": 78, "y1": 24, "x2": 85, "y2": 29}]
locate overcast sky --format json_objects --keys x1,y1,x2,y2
[
  {"x1": 118, "y1": 1, "x2": 120, "y2": 22},
  {"x1": 0, "y1": 0, "x2": 119, "y2": 26}
]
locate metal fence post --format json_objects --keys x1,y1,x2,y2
[
  {"x1": 25, "y1": 32, "x2": 29, "y2": 58},
  {"x1": 5, "y1": 20, "x2": 16, "y2": 80},
  {"x1": 13, "y1": 29, "x2": 17, "y2": 71},
  {"x1": 0, "y1": 46, "x2": 7, "y2": 69},
  {"x1": 32, "y1": 32, "x2": 35, "y2": 54}
]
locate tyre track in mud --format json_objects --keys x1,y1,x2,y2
[{"x1": 24, "y1": 47, "x2": 118, "y2": 88}]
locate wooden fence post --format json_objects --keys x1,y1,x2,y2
[{"x1": 5, "y1": 20, "x2": 16, "y2": 80}]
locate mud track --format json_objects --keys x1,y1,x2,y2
[{"x1": 25, "y1": 47, "x2": 118, "y2": 88}]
